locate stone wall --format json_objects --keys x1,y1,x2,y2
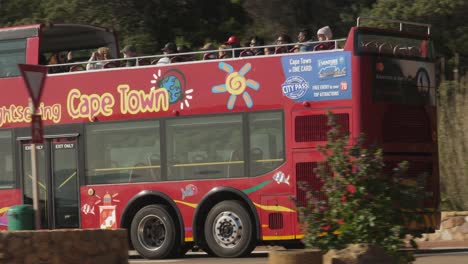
[
  {"x1": 421, "y1": 211, "x2": 468, "y2": 241},
  {"x1": 0, "y1": 229, "x2": 128, "y2": 264}
]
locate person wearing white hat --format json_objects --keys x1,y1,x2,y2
[{"x1": 314, "y1": 26, "x2": 335, "y2": 51}]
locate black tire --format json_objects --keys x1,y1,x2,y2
[
  {"x1": 130, "y1": 205, "x2": 178, "y2": 259},
  {"x1": 204, "y1": 200, "x2": 256, "y2": 257}
]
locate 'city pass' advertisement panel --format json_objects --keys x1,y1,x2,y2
[{"x1": 281, "y1": 51, "x2": 352, "y2": 102}]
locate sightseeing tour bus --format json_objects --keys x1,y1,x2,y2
[{"x1": 0, "y1": 17, "x2": 439, "y2": 259}]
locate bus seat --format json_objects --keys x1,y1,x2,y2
[
  {"x1": 203, "y1": 53, "x2": 218, "y2": 60},
  {"x1": 227, "y1": 149, "x2": 243, "y2": 178},
  {"x1": 219, "y1": 53, "x2": 231, "y2": 59},
  {"x1": 408, "y1": 46, "x2": 422, "y2": 57},
  {"x1": 137, "y1": 58, "x2": 151, "y2": 66},
  {"x1": 250, "y1": 147, "x2": 265, "y2": 176},
  {"x1": 275, "y1": 46, "x2": 288, "y2": 54},
  {"x1": 379, "y1": 42, "x2": 393, "y2": 55},
  {"x1": 103, "y1": 62, "x2": 119, "y2": 68},
  {"x1": 289, "y1": 46, "x2": 300, "y2": 53},
  {"x1": 393, "y1": 45, "x2": 409, "y2": 56},
  {"x1": 364, "y1": 41, "x2": 378, "y2": 52},
  {"x1": 170, "y1": 56, "x2": 184, "y2": 63},
  {"x1": 240, "y1": 50, "x2": 254, "y2": 57},
  {"x1": 69, "y1": 65, "x2": 85, "y2": 72}
]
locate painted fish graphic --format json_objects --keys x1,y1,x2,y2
[
  {"x1": 81, "y1": 204, "x2": 95, "y2": 215},
  {"x1": 181, "y1": 184, "x2": 198, "y2": 200},
  {"x1": 272, "y1": 171, "x2": 290, "y2": 185}
]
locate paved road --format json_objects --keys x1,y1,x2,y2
[
  {"x1": 129, "y1": 250, "x2": 468, "y2": 264},
  {"x1": 129, "y1": 251, "x2": 268, "y2": 264},
  {"x1": 414, "y1": 251, "x2": 468, "y2": 264}
]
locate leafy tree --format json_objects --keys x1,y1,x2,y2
[{"x1": 365, "y1": 0, "x2": 468, "y2": 60}]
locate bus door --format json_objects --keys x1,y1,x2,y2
[{"x1": 20, "y1": 136, "x2": 79, "y2": 229}]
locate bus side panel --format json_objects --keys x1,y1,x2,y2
[{"x1": 26, "y1": 37, "x2": 40, "y2": 64}]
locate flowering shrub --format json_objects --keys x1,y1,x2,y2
[{"x1": 295, "y1": 114, "x2": 425, "y2": 262}]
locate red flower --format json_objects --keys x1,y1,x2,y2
[
  {"x1": 321, "y1": 225, "x2": 331, "y2": 231},
  {"x1": 336, "y1": 219, "x2": 345, "y2": 225},
  {"x1": 346, "y1": 184, "x2": 357, "y2": 194},
  {"x1": 340, "y1": 195, "x2": 347, "y2": 203}
]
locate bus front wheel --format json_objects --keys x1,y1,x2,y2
[
  {"x1": 130, "y1": 205, "x2": 177, "y2": 259},
  {"x1": 204, "y1": 200, "x2": 256, "y2": 257}
]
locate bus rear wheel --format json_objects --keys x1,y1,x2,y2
[
  {"x1": 130, "y1": 205, "x2": 177, "y2": 259},
  {"x1": 204, "y1": 200, "x2": 256, "y2": 257}
]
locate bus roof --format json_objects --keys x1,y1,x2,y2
[{"x1": 0, "y1": 23, "x2": 115, "y2": 53}]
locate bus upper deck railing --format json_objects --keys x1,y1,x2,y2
[
  {"x1": 45, "y1": 38, "x2": 347, "y2": 74},
  {"x1": 357, "y1": 16, "x2": 431, "y2": 35}
]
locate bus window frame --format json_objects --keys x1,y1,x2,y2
[
  {"x1": 83, "y1": 110, "x2": 286, "y2": 185},
  {"x1": 0, "y1": 129, "x2": 16, "y2": 189},
  {"x1": 0, "y1": 38, "x2": 27, "y2": 78}
]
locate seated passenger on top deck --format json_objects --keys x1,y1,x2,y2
[
  {"x1": 274, "y1": 33, "x2": 293, "y2": 54},
  {"x1": 156, "y1": 42, "x2": 177, "y2": 65},
  {"x1": 218, "y1": 44, "x2": 232, "y2": 59},
  {"x1": 242, "y1": 36, "x2": 265, "y2": 56},
  {"x1": 297, "y1": 28, "x2": 315, "y2": 52},
  {"x1": 314, "y1": 26, "x2": 335, "y2": 51},
  {"x1": 200, "y1": 42, "x2": 218, "y2": 60},
  {"x1": 120, "y1": 45, "x2": 137, "y2": 67},
  {"x1": 224, "y1": 36, "x2": 241, "y2": 57},
  {"x1": 86, "y1": 47, "x2": 112, "y2": 70}
]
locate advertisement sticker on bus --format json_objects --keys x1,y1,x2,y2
[
  {"x1": 281, "y1": 51, "x2": 352, "y2": 102},
  {"x1": 373, "y1": 58, "x2": 436, "y2": 105}
]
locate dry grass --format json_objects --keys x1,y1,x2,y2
[{"x1": 438, "y1": 80, "x2": 468, "y2": 210}]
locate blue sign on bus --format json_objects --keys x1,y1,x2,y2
[{"x1": 281, "y1": 51, "x2": 352, "y2": 102}]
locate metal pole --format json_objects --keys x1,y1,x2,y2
[{"x1": 29, "y1": 99, "x2": 41, "y2": 229}]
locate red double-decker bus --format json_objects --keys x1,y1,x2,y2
[{"x1": 0, "y1": 17, "x2": 439, "y2": 259}]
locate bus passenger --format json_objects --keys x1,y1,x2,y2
[
  {"x1": 200, "y1": 42, "x2": 218, "y2": 60},
  {"x1": 177, "y1": 45, "x2": 195, "y2": 61},
  {"x1": 224, "y1": 36, "x2": 241, "y2": 57},
  {"x1": 47, "y1": 52, "x2": 67, "y2": 73},
  {"x1": 86, "y1": 47, "x2": 111, "y2": 70},
  {"x1": 264, "y1": 46, "x2": 275, "y2": 55},
  {"x1": 275, "y1": 34, "x2": 292, "y2": 54},
  {"x1": 297, "y1": 28, "x2": 315, "y2": 52},
  {"x1": 245, "y1": 36, "x2": 265, "y2": 56},
  {"x1": 218, "y1": 44, "x2": 232, "y2": 59},
  {"x1": 314, "y1": 26, "x2": 335, "y2": 51},
  {"x1": 120, "y1": 45, "x2": 137, "y2": 67},
  {"x1": 157, "y1": 42, "x2": 177, "y2": 65}
]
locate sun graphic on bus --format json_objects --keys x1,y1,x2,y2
[
  {"x1": 212, "y1": 62, "x2": 260, "y2": 110},
  {"x1": 150, "y1": 69, "x2": 193, "y2": 110}
]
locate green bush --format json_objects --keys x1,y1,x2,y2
[{"x1": 295, "y1": 113, "x2": 425, "y2": 263}]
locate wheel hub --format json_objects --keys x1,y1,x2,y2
[
  {"x1": 212, "y1": 211, "x2": 243, "y2": 249},
  {"x1": 138, "y1": 214, "x2": 166, "y2": 251}
]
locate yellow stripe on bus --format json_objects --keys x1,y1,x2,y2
[
  {"x1": 253, "y1": 202, "x2": 295, "y2": 213},
  {"x1": 185, "y1": 237, "x2": 194, "y2": 242},
  {"x1": 95, "y1": 165, "x2": 161, "y2": 172},
  {"x1": 262, "y1": 235, "x2": 300, "y2": 240},
  {"x1": 174, "y1": 200, "x2": 198, "y2": 208}
]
